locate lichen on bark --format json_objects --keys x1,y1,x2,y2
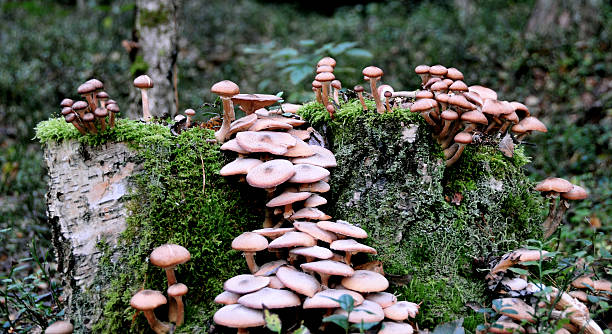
[{"x1": 299, "y1": 100, "x2": 545, "y2": 329}]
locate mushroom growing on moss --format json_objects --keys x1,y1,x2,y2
[
  {"x1": 167, "y1": 283, "x2": 188, "y2": 326},
  {"x1": 133, "y1": 75, "x2": 154, "y2": 122},
  {"x1": 130, "y1": 290, "x2": 170, "y2": 334},
  {"x1": 362, "y1": 66, "x2": 384, "y2": 113},
  {"x1": 232, "y1": 232, "x2": 269, "y2": 273}
]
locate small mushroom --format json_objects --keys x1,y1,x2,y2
[
  {"x1": 315, "y1": 72, "x2": 335, "y2": 107},
  {"x1": 211, "y1": 80, "x2": 240, "y2": 142},
  {"x1": 45, "y1": 320, "x2": 74, "y2": 334},
  {"x1": 384, "y1": 90, "x2": 393, "y2": 113},
  {"x1": 414, "y1": 65, "x2": 431, "y2": 87},
  {"x1": 167, "y1": 283, "x2": 188, "y2": 326},
  {"x1": 106, "y1": 103, "x2": 120, "y2": 128},
  {"x1": 331, "y1": 80, "x2": 342, "y2": 104},
  {"x1": 231, "y1": 232, "x2": 269, "y2": 273},
  {"x1": 213, "y1": 304, "x2": 265, "y2": 334},
  {"x1": 149, "y1": 244, "x2": 191, "y2": 286},
  {"x1": 362, "y1": 66, "x2": 384, "y2": 113},
  {"x1": 130, "y1": 290, "x2": 170, "y2": 334},
  {"x1": 445, "y1": 132, "x2": 472, "y2": 167},
  {"x1": 184, "y1": 109, "x2": 196, "y2": 128},
  {"x1": 64, "y1": 113, "x2": 86, "y2": 135},
  {"x1": 326, "y1": 104, "x2": 335, "y2": 120},
  {"x1": 312, "y1": 80, "x2": 323, "y2": 103},
  {"x1": 133, "y1": 75, "x2": 154, "y2": 122},
  {"x1": 354, "y1": 85, "x2": 367, "y2": 111}
]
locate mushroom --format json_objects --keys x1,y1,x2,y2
[
  {"x1": 211, "y1": 80, "x2": 240, "y2": 142},
  {"x1": 254, "y1": 260, "x2": 288, "y2": 276},
  {"x1": 60, "y1": 98, "x2": 74, "y2": 109},
  {"x1": 93, "y1": 107, "x2": 108, "y2": 132},
  {"x1": 315, "y1": 72, "x2": 335, "y2": 107},
  {"x1": 410, "y1": 98, "x2": 438, "y2": 127},
  {"x1": 445, "y1": 132, "x2": 472, "y2": 167},
  {"x1": 383, "y1": 301, "x2": 420, "y2": 321},
  {"x1": 293, "y1": 221, "x2": 337, "y2": 244},
  {"x1": 384, "y1": 91, "x2": 393, "y2": 112},
  {"x1": 77, "y1": 82, "x2": 97, "y2": 113},
  {"x1": 491, "y1": 298, "x2": 535, "y2": 323},
  {"x1": 362, "y1": 66, "x2": 385, "y2": 113},
  {"x1": 340, "y1": 270, "x2": 388, "y2": 293},
  {"x1": 289, "y1": 164, "x2": 330, "y2": 184},
  {"x1": 304, "y1": 288, "x2": 364, "y2": 309},
  {"x1": 544, "y1": 184, "x2": 588, "y2": 238},
  {"x1": 44, "y1": 320, "x2": 74, "y2": 334},
  {"x1": 330, "y1": 239, "x2": 377, "y2": 265},
  {"x1": 231, "y1": 232, "x2": 269, "y2": 273},
  {"x1": 213, "y1": 304, "x2": 265, "y2": 334},
  {"x1": 446, "y1": 67, "x2": 464, "y2": 81},
  {"x1": 354, "y1": 85, "x2": 367, "y2": 111},
  {"x1": 317, "y1": 56, "x2": 337, "y2": 68},
  {"x1": 106, "y1": 103, "x2": 120, "y2": 128},
  {"x1": 184, "y1": 109, "x2": 196, "y2": 128},
  {"x1": 366, "y1": 292, "x2": 397, "y2": 308},
  {"x1": 275, "y1": 265, "x2": 321, "y2": 297},
  {"x1": 81, "y1": 112, "x2": 97, "y2": 134},
  {"x1": 429, "y1": 64, "x2": 448, "y2": 78},
  {"x1": 291, "y1": 145, "x2": 337, "y2": 168},
  {"x1": 534, "y1": 177, "x2": 574, "y2": 237},
  {"x1": 312, "y1": 80, "x2": 323, "y2": 103},
  {"x1": 268, "y1": 231, "x2": 316, "y2": 249},
  {"x1": 133, "y1": 75, "x2": 154, "y2": 122},
  {"x1": 300, "y1": 260, "x2": 354, "y2": 287},
  {"x1": 220, "y1": 158, "x2": 262, "y2": 176},
  {"x1": 414, "y1": 65, "x2": 431, "y2": 87},
  {"x1": 469, "y1": 85, "x2": 498, "y2": 100},
  {"x1": 130, "y1": 290, "x2": 170, "y2": 334},
  {"x1": 266, "y1": 190, "x2": 311, "y2": 219},
  {"x1": 149, "y1": 244, "x2": 191, "y2": 287},
  {"x1": 379, "y1": 321, "x2": 414, "y2": 334},
  {"x1": 331, "y1": 80, "x2": 342, "y2": 104},
  {"x1": 326, "y1": 104, "x2": 335, "y2": 120},
  {"x1": 214, "y1": 290, "x2": 241, "y2": 305},
  {"x1": 236, "y1": 131, "x2": 296, "y2": 156},
  {"x1": 96, "y1": 91, "x2": 109, "y2": 109},
  {"x1": 514, "y1": 116, "x2": 547, "y2": 140},
  {"x1": 231, "y1": 94, "x2": 281, "y2": 115},
  {"x1": 317, "y1": 220, "x2": 368, "y2": 239},
  {"x1": 224, "y1": 274, "x2": 270, "y2": 295},
  {"x1": 64, "y1": 113, "x2": 86, "y2": 135},
  {"x1": 334, "y1": 300, "x2": 385, "y2": 323},
  {"x1": 289, "y1": 246, "x2": 333, "y2": 263},
  {"x1": 237, "y1": 287, "x2": 301, "y2": 309},
  {"x1": 167, "y1": 283, "x2": 188, "y2": 326},
  {"x1": 71, "y1": 101, "x2": 90, "y2": 131}
]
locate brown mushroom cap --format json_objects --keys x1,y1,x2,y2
[
  {"x1": 130, "y1": 289, "x2": 167, "y2": 310},
  {"x1": 290, "y1": 207, "x2": 331, "y2": 221},
  {"x1": 246, "y1": 159, "x2": 295, "y2": 189},
  {"x1": 223, "y1": 274, "x2": 270, "y2": 294},
  {"x1": 281, "y1": 103, "x2": 302, "y2": 114},
  {"x1": 429, "y1": 65, "x2": 448, "y2": 77},
  {"x1": 299, "y1": 180, "x2": 330, "y2": 193},
  {"x1": 283, "y1": 140, "x2": 316, "y2": 158},
  {"x1": 366, "y1": 292, "x2": 397, "y2": 308},
  {"x1": 252, "y1": 227, "x2": 295, "y2": 239},
  {"x1": 254, "y1": 260, "x2": 288, "y2": 276},
  {"x1": 211, "y1": 80, "x2": 239, "y2": 97},
  {"x1": 301, "y1": 259, "x2": 355, "y2": 277},
  {"x1": 492, "y1": 298, "x2": 535, "y2": 322},
  {"x1": 430, "y1": 81, "x2": 448, "y2": 93},
  {"x1": 232, "y1": 232, "x2": 269, "y2": 252},
  {"x1": 518, "y1": 116, "x2": 547, "y2": 133},
  {"x1": 469, "y1": 85, "x2": 497, "y2": 100},
  {"x1": 236, "y1": 131, "x2": 297, "y2": 155},
  {"x1": 303, "y1": 288, "x2": 364, "y2": 309},
  {"x1": 94, "y1": 107, "x2": 108, "y2": 118},
  {"x1": 275, "y1": 265, "x2": 321, "y2": 297},
  {"x1": 304, "y1": 194, "x2": 328, "y2": 207},
  {"x1": 335, "y1": 300, "x2": 384, "y2": 323},
  {"x1": 214, "y1": 291, "x2": 241, "y2": 305},
  {"x1": 341, "y1": 270, "x2": 389, "y2": 293},
  {"x1": 414, "y1": 65, "x2": 430, "y2": 74},
  {"x1": 362, "y1": 66, "x2": 384, "y2": 78},
  {"x1": 268, "y1": 231, "x2": 316, "y2": 249},
  {"x1": 293, "y1": 221, "x2": 338, "y2": 243},
  {"x1": 318, "y1": 57, "x2": 337, "y2": 68},
  {"x1": 60, "y1": 99, "x2": 74, "y2": 108},
  {"x1": 167, "y1": 283, "x2": 188, "y2": 297},
  {"x1": 561, "y1": 185, "x2": 588, "y2": 200},
  {"x1": 446, "y1": 67, "x2": 464, "y2": 81},
  {"x1": 510, "y1": 101, "x2": 530, "y2": 118},
  {"x1": 383, "y1": 301, "x2": 420, "y2": 320},
  {"x1": 482, "y1": 99, "x2": 513, "y2": 117},
  {"x1": 220, "y1": 158, "x2": 263, "y2": 176},
  {"x1": 266, "y1": 191, "x2": 311, "y2": 207},
  {"x1": 317, "y1": 220, "x2": 368, "y2": 239},
  {"x1": 238, "y1": 287, "x2": 301, "y2": 309},
  {"x1": 133, "y1": 75, "x2": 154, "y2": 89},
  {"x1": 534, "y1": 177, "x2": 573, "y2": 193},
  {"x1": 454, "y1": 132, "x2": 473, "y2": 144},
  {"x1": 213, "y1": 304, "x2": 265, "y2": 329},
  {"x1": 231, "y1": 94, "x2": 281, "y2": 114},
  {"x1": 410, "y1": 98, "x2": 437, "y2": 113},
  {"x1": 106, "y1": 103, "x2": 120, "y2": 113},
  {"x1": 229, "y1": 114, "x2": 258, "y2": 136},
  {"x1": 379, "y1": 321, "x2": 414, "y2": 334},
  {"x1": 289, "y1": 164, "x2": 330, "y2": 183},
  {"x1": 149, "y1": 244, "x2": 191, "y2": 269},
  {"x1": 288, "y1": 128, "x2": 312, "y2": 141},
  {"x1": 290, "y1": 246, "x2": 334, "y2": 260},
  {"x1": 461, "y1": 110, "x2": 488, "y2": 125},
  {"x1": 317, "y1": 65, "x2": 334, "y2": 73},
  {"x1": 220, "y1": 139, "x2": 250, "y2": 154},
  {"x1": 71, "y1": 100, "x2": 89, "y2": 111},
  {"x1": 248, "y1": 118, "x2": 293, "y2": 132},
  {"x1": 291, "y1": 145, "x2": 337, "y2": 168},
  {"x1": 45, "y1": 320, "x2": 74, "y2": 334},
  {"x1": 77, "y1": 82, "x2": 96, "y2": 95},
  {"x1": 449, "y1": 80, "x2": 469, "y2": 93},
  {"x1": 449, "y1": 95, "x2": 475, "y2": 111},
  {"x1": 315, "y1": 72, "x2": 335, "y2": 83},
  {"x1": 441, "y1": 110, "x2": 459, "y2": 121},
  {"x1": 464, "y1": 91, "x2": 484, "y2": 107},
  {"x1": 331, "y1": 239, "x2": 377, "y2": 255}
]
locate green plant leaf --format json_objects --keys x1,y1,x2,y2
[
  {"x1": 264, "y1": 308, "x2": 282, "y2": 333},
  {"x1": 330, "y1": 41, "x2": 358, "y2": 55},
  {"x1": 322, "y1": 314, "x2": 349, "y2": 330},
  {"x1": 299, "y1": 39, "x2": 316, "y2": 46},
  {"x1": 432, "y1": 318, "x2": 465, "y2": 334},
  {"x1": 345, "y1": 48, "x2": 373, "y2": 59},
  {"x1": 352, "y1": 320, "x2": 379, "y2": 331},
  {"x1": 289, "y1": 66, "x2": 312, "y2": 85},
  {"x1": 508, "y1": 267, "x2": 530, "y2": 275}
]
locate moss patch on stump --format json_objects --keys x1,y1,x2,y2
[{"x1": 300, "y1": 100, "x2": 545, "y2": 329}]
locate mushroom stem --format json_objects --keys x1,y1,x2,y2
[
  {"x1": 67, "y1": 117, "x2": 87, "y2": 135},
  {"x1": 357, "y1": 91, "x2": 367, "y2": 111},
  {"x1": 420, "y1": 112, "x2": 437, "y2": 127},
  {"x1": 438, "y1": 120, "x2": 453, "y2": 138},
  {"x1": 165, "y1": 268, "x2": 177, "y2": 286},
  {"x1": 369, "y1": 78, "x2": 384, "y2": 114},
  {"x1": 143, "y1": 310, "x2": 170, "y2": 334},
  {"x1": 173, "y1": 296, "x2": 185, "y2": 326},
  {"x1": 544, "y1": 198, "x2": 569, "y2": 238},
  {"x1": 541, "y1": 196, "x2": 559, "y2": 238},
  {"x1": 215, "y1": 97, "x2": 236, "y2": 143},
  {"x1": 283, "y1": 204, "x2": 294, "y2": 219},
  {"x1": 319, "y1": 273, "x2": 331, "y2": 287},
  {"x1": 140, "y1": 88, "x2": 152, "y2": 122},
  {"x1": 446, "y1": 144, "x2": 467, "y2": 167},
  {"x1": 485, "y1": 117, "x2": 502, "y2": 133},
  {"x1": 443, "y1": 144, "x2": 459, "y2": 160},
  {"x1": 244, "y1": 252, "x2": 258, "y2": 274},
  {"x1": 237, "y1": 329, "x2": 249, "y2": 334},
  {"x1": 384, "y1": 94, "x2": 392, "y2": 113},
  {"x1": 344, "y1": 252, "x2": 353, "y2": 266},
  {"x1": 314, "y1": 87, "x2": 323, "y2": 104},
  {"x1": 263, "y1": 189, "x2": 275, "y2": 228},
  {"x1": 333, "y1": 87, "x2": 340, "y2": 105},
  {"x1": 321, "y1": 83, "x2": 331, "y2": 107}
]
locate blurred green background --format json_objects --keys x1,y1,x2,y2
[{"x1": 0, "y1": 0, "x2": 610, "y2": 331}]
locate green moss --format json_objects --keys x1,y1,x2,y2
[
  {"x1": 34, "y1": 117, "x2": 170, "y2": 147},
  {"x1": 86, "y1": 127, "x2": 262, "y2": 333},
  {"x1": 300, "y1": 97, "x2": 546, "y2": 330},
  {"x1": 138, "y1": 4, "x2": 171, "y2": 28}
]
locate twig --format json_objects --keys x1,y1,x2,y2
[{"x1": 199, "y1": 154, "x2": 206, "y2": 193}]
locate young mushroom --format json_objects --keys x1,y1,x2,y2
[
  {"x1": 167, "y1": 283, "x2": 188, "y2": 326},
  {"x1": 213, "y1": 304, "x2": 265, "y2": 334},
  {"x1": 106, "y1": 103, "x2": 120, "y2": 128},
  {"x1": 130, "y1": 290, "x2": 170, "y2": 334},
  {"x1": 184, "y1": 108, "x2": 196, "y2": 128},
  {"x1": 312, "y1": 80, "x2": 323, "y2": 103},
  {"x1": 354, "y1": 85, "x2": 367, "y2": 111},
  {"x1": 362, "y1": 66, "x2": 384, "y2": 113},
  {"x1": 331, "y1": 80, "x2": 342, "y2": 104},
  {"x1": 44, "y1": 320, "x2": 74, "y2": 334},
  {"x1": 445, "y1": 132, "x2": 473, "y2": 167},
  {"x1": 231, "y1": 232, "x2": 269, "y2": 273},
  {"x1": 133, "y1": 75, "x2": 154, "y2": 122}
]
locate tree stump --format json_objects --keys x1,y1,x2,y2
[{"x1": 44, "y1": 140, "x2": 141, "y2": 330}]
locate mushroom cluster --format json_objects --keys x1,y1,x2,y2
[
  {"x1": 482, "y1": 248, "x2": 606, "y2": 334},
  {"x1": 60, "y1": 79, "x2": 120, "y2": 135},
  {"x1": 534, "y1": 177, "x2": 588, "y2": 238},
  {"x1": 214, "y1": 223, "x2": 420, "y2": 333},
  {"x1": 130, "y1": 244, "x2": 191, "y2": 333}
]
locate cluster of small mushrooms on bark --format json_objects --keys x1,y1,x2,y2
[
  {"x1": 130, "y1": 244, "x2": 191, "y2": 333},
  {"x1": 481, "y1": 248, "x2": 608, "y2": 334},
  {"x1": 59, "y1": 79, "x2": 121, "y2": 135},
  {"x1": 212, "y1": 69, "x2": 420, "y2": 332}
]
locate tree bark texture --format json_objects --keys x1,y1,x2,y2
[
  {"x1": 44, "y1": 140, "x2": 141, "y2": 330},
  {"x1": 130, "y1": 0, "x2": 179, "y2": 120},
  {"x1": 526, "y1": 0, "x2": 603, "y2": 39}
]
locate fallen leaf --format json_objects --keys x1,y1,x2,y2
[{"x1": 499, "y1": 133, "x2": 515, "y2": 158}]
